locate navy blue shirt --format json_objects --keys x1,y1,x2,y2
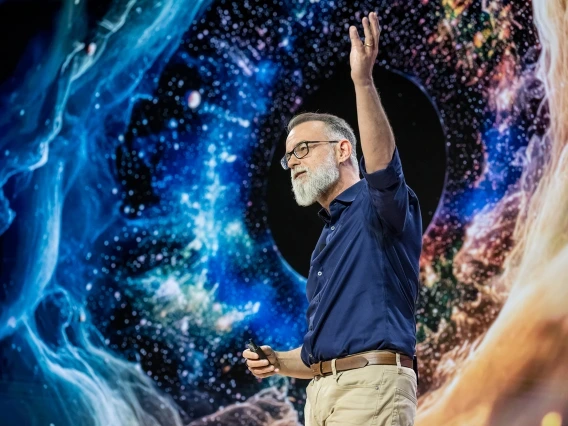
[{"x1": 300, "y1": 148, "x2": 422, "y2": 367}]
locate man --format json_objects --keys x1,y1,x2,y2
[{"x1": 243, "y1": 12, "x2": 421, "y2": 426}]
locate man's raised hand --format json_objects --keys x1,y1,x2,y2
[{"x1": 349, "y1": 12, "x2": 381, "y2": 86}]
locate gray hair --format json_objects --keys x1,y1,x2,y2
[{"x1": 287, "y1": 113, "x2": 359, "y2": 170}]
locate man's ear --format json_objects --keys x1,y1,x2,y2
[{"x1": 337, "y1": 139, "x2": 352, "y2": 163}]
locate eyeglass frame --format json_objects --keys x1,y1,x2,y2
[{"x1": 280, "y1": 140, "x2": 341, "y2": 170}]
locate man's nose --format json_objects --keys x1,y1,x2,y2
[{"x1": 288, "y1": 155, "x2": 301, "y2": 169}]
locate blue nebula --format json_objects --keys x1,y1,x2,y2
[{"x1": 457, "y1": 123, "x2": 527, "y2": 220}]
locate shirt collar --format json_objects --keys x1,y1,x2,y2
[
  {"x1": 335, "y1": 179, "x2": 363, "y2": 204},
  {"x1": 317, "y1": 180, "x2": 363, "y2": 224}
]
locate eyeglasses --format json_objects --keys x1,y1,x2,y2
[{"x1": 280, "y1": 141, "x2": 340, "y2": 170}]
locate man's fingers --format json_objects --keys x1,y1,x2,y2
[
  {"x1": 242, "y1": 345, "x2": 279, "y2": 380},
  {"x1": 254, "y1": 370, "x2": 278, "y2": 379},
  {"x1": 242, "y1": 349, "x2": 258, "y2": 359},
  {"x1": 251, "y1": 365, "x2": 276, "y2": 374},
  {"x1": 248, "y1": 365, "x2": 278, "y2": 376},
  {"x1": 349, "y1": 26, "x2": 363, "y2": 49},
  {"x1": 370, "y1": 12, "x2": 381, "y2": 42},
  {"x1": 362, "y1": 16, "x2": 374, "y2": 47},
  {"x1": 246, "y1": 359, "x2": 270, "y2": 368}
]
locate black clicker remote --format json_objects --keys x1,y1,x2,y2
[{"x1": 247, "y1": 339, "x2": 270, "y2": 363}]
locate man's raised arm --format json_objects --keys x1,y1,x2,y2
[{"x1": 349, "y1": 12, "x2": 409, "y2": 235}]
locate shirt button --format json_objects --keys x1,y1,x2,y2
[
  {"x1": 317, "y1": 271, "x2": 322, "y2": 276},
  {"x1": 331, "y1": 226, "x2": 335, "y2": 231}
]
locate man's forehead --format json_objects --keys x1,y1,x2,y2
[{"x1": 285, "y1": 121, "x2": 327, "y2": 150}]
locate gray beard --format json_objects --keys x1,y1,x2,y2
[{"x1": 291, "y1": 153, "x2": 340, "y2": 206}]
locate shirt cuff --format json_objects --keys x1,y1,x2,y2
[{"x1": 360, "y1": 147, "x2": 404, "y2": 190}]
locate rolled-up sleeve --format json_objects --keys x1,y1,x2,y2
[{"x1": 360, "y1": 148, "x2": 409, "y2": 234}]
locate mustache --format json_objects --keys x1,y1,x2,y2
[{"x1": 292, "y1": 166, "x2": 309, "y2": 179}]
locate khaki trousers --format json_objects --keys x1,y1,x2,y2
[{"x1": 304, "y1": 360, "x2": 417, "y2": 426}]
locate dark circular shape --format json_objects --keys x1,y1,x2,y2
[{"x1": 267, "y1": 66, "x2": 446, "y2": 278}]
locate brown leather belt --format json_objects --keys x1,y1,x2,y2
[{"x1": 310, "y1": 351, "x2": 413, "y2": 377}]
